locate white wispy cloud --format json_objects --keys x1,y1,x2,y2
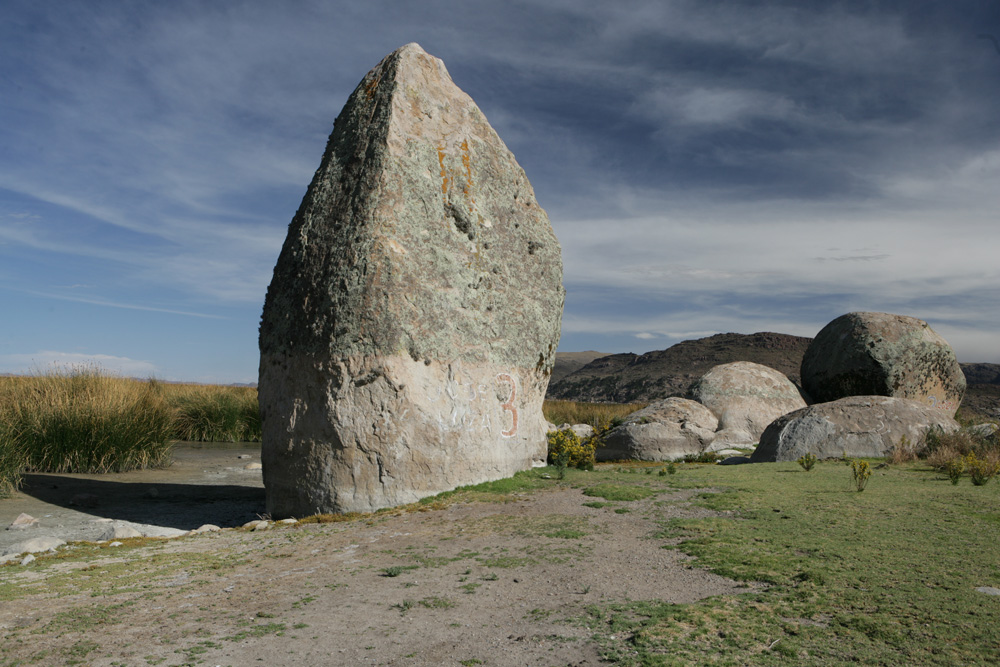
[{"x1": 0, "y1": 351, "x2": 159, "y2": 377}]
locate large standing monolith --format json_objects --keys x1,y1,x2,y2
[{"x1": 259, "y1": 44, "x2": 564, "y2": 517}]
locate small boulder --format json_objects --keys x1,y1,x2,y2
[
  {"x1": 1, "y1": 536, "x2": 65, "y2": 559},
  {"x1": 98, "y1": 523, "x2": 143, "y2": 541},
  {"x1": 801, "y1": 312, "x2": 965, "y2": 415},
  {"x1": 597, "y1": 398, "x2": 717, "y2": 461},
  {"x1": 689, "y1": 361, "x2": 806, "y2": 448},
  {"x1": 569, "y1": 424, "x2": 595, "y2": 439},
  {"x1": 751, "y1": 395, "x2": 960, "y2": 462}
]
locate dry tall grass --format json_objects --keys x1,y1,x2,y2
[
  {"x1": 163, "y1": 383, "x2": 261, "y2": 442},
  {"x1": 0, "y1": 368, "x2": 174, "y2": 477},
  {"x1": 542, "y1": 399, "x2": 646, "y2": 433}
]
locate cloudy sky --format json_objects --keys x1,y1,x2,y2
[{"x1": 2, "y1": 1, "x2": 999, "y2": 383}]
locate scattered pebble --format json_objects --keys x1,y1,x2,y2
[
  {"x1": 20, "y1": 554, "x2": 35, "y2": 566},
  {"x1": 243, "y1": 462, "x2": 263, "y2": 471},
  {"x1": 237, "y1": 454, "x2": 253, "y2": 459},
  {"x1": 278, "y1": 518, "x2": 298, "y2": 525},
  {"x1": 109, "y1": 541, "x2": 123, "y2": 547}
]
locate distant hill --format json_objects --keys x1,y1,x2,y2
[
  {"x1": 547, "y1": 332, "x2": 812, "y2": 403},
  {"x1": 550, "y1": 351, "x2": 612, "y2": 384}
]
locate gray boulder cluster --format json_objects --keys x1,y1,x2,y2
[{"x1": 593, "y1": 312, "x2": 964, "y2": 463}]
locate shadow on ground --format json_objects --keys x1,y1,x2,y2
[{"x1": 18, "y1": 474, "x2": 265, "y2": 530}]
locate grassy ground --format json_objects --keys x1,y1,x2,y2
[
  {"x1": 577, "y1": 460, "x2": 1000, "y2": 666},
  {"x1": 1, "y1": 460, "x2": 998, "y2": 664}
]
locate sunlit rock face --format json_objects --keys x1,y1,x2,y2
[{"x1": 259, "y1": 44, "x2": 564, "y2": 517}]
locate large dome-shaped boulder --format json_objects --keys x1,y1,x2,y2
[
  {"x1": 801, "y1": 312, "x2": 965, "y2": 416},
  {"x1": 689, "y1": 361, "x2": 807, "y2": 448},
  {"x1": 597, "y1": 398, "x2": 717, "y2": 461},
  {"x1": 750, "y1": 395, "x2": 960, "y2": 462}
]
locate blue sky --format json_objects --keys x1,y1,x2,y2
[{"x1": 2, "y1": 1, "x2": 999, "y2": 383}]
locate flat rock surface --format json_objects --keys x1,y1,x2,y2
[{"x1": 0, "y1": 443, "x2": 264, "y2": 555}]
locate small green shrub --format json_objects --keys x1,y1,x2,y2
[
  {"x1": 945, "y1": 456, "x2": 966, "y2": 485},
  {"x1": 967, "y1": 452, "x2": 1000, "y2": 486},
  {"x1": 546, "y1": 428, "x2": 596, "y2": 470},
  {"x1": 682, "y1": 452, "x2": 720, "y2": 464},
  {"x1": 797, "y1": 453, "x2": 817, "y2": 471},
  {"x1": 851, "y1": 459, "x2": 872, "y2": 492}
]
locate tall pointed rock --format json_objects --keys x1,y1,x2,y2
[{"x1": 259, "y1": 44, "x2": 564, "y2": 516}]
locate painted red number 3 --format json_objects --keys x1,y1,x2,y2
[{"x1": 496, "y1": 373, "x2": 518, "y2": 437}]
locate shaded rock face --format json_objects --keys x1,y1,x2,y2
[
  {"x1": 597, "y1": 398, "x2": 717, "y2": 462},
  {"x1": 688, "y1": 361, "x2": 807, "y2": 448},
  {"x1": 801, "y1": 312, "x2": 965, "y2": 416},
  {"x1": 751, "y1": 396, "x2": 960, "y2": 462},
  {"x1": 259, "y1": 44, "x2": 564, "y2": 516}
]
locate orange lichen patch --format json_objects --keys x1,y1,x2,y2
[
  {"x1": 460, "y1": 140, "x2": 475, "y2": 202},
  {"x1": 365, "y1": 73, "x2": 382, "y2": 100},
  {"x1": 438, "y1": 145, "x2": 450, "y2": 195}
]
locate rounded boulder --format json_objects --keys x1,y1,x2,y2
[
  {"x1": 750, "y1": 395, "x2": 959, "y2": 462},
  {"x1": 689, "y1": 361, "x2": 807, "y2": 448},
  {"x1": 801, "y1": 312, "x2": 965, "y2": 415},
  {"x1": 597, "y1": 398, "x2": 717, "y2": 462}
]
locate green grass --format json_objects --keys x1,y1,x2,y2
[
  {"x1": 581, "y1": 460, "x2": 1000, "y2": 665},
  {"x1": 583, "y1": 483, "x2": 657, "y2": 502}
]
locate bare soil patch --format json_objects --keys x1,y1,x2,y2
[{"x1": 1, "y1": 456, "x2": 755, "y2": 666}]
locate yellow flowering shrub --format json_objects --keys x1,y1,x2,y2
[{"x1": 547, "y1": 428, "x2": 596, "y2": 470}]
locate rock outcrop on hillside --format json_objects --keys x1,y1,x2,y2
[
  {"x1": 751, "y1": 395, "x2": 960, "y2": 462},
  {"x1": 259, "y1": 44, "x2": 564, "y2": 516},
  {"x1": 597, "y1": 398, "x2": 717, "y2": 461},
  {"x1": 688, "y1": 361, "x2": 807, "y2": 448},
  {"x1": 801, "y1": 312, "x2": 965, "y2": 416}
]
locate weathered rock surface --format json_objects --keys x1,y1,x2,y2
[
  {"x1": 801, "y1": 312, "x2": 965, "y2": 415},
  {"x1": 750, "y1": 396, "x2": 960, "y2": 462},
  {"x1": 597, "y1": 398, "x2": 717, "y2": 461},
  {"x1": 689, "y1": 361, "x2": 807, "y2": 448},
  {"x1": 1, "y1": 536, "x2": 65, "y2": 561},
  {"x1": 259, "y1": 44, "x2": 564, "y2": 516},
  {"x1": 7, "y1": 513, "x2": 39, "y2": 530}
]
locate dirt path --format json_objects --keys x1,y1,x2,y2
[{"x1": 0, "y1": 459, "x2": 754, "y2": 666}]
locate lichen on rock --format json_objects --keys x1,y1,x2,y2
[{"x1": 259, "y1": 44, "x2": 564, "y2": 516}]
